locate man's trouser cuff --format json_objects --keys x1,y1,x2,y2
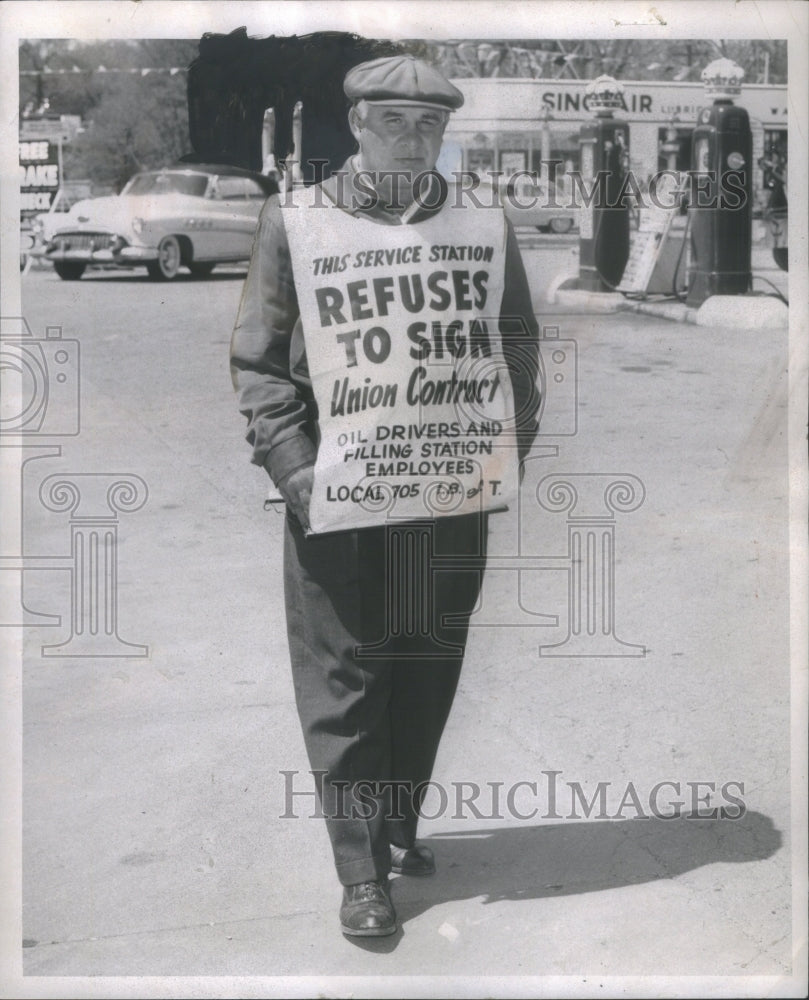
[{"x1": 336, "y1": 850, "x2": 392, "y2": 887}]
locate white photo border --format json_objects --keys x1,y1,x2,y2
[{"x1": 1, "y1": 3, "x2": 806, "y2": 998}]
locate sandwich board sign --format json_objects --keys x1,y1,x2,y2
[{"x1": 618, "y1": 172, "x2": 688, "y2": 296}]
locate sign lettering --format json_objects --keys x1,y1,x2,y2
[{"x1": 283, "y1": 185, "x2": 521, "y2": 533}]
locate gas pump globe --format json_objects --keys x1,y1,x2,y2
[
  {"x1": 578, "y1": 76, "x2": 631, "y2": 292},
  {"x1": 702, "y1": 57, "x2": 744, "y2": 99},
  {"x1": 686, "y1": 58, "x2": 752, "y2": 306}
]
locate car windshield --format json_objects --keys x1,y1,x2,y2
[{"x1": 123, "y1": 172, "x2": 209, "y2": 198}]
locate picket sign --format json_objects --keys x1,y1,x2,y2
[{"x1": 281, "y1": 182, "x2": 521, "y2": 535}]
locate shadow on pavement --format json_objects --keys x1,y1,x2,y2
[{"x1": 385, "y1": 810, "x2": 781, "y2": 930}]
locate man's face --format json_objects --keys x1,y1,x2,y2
[{"x1": 351, "y1": 104, "x2": 447, "y2": 179}]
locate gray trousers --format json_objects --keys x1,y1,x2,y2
[{"x1": 283, "y1": 511, "x2": 488, "y2": 886}]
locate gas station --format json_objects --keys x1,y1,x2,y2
[
  {"x1": 441, "y1": 58, "x2": 788, "y2": 319},
  {"x1": 22, "y1": 32, "x2": 789, "y2": 316},
  {"x1": 10, "y1": 12, "x2": 801, "y2": 986},
  {"x1": 184, "y1": 34, "x2": 788, "y2": 316},
  {"x1": 442, "y1": 72, "x2": 787, "y2": 216}
]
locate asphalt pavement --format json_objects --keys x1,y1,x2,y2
[{"x1": 5, "y1": 241, "x2": 803, "y2": 997}]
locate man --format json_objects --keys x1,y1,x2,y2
[{"x1": 231, "y1": 55, "x2": 541, "y2": 937}]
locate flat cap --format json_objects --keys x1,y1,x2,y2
[{"x1": 344, "y1": 55, "x2": 464, "y2": 111}]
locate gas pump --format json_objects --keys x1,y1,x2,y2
[
  {"x1": 686, "y1": 59, "x2": 752, "y2": 307},
  {"x1": 578, "y1": 76, "x2": 630, "y2": 292}
]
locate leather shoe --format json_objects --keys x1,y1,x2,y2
[
  {"x1": 390, "y1": 843, "x2": 436, "y2": 876},
  {"x1": 339, "y1": 880, "x2": 396, "y2": 937}
]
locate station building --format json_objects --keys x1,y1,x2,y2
[{"x1": 442, "y1": 77, "x2": 788, "y2": 210}]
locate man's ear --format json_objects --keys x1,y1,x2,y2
[{"x1": 348, "y1": 106, "x2": 363, "y2": 142}]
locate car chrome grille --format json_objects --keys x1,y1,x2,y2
[{"x1": 50, "y1": 232, "x2": 118, "y2": 251}]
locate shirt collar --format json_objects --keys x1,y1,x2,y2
[{"x1": 319, "y1": 157, "x2": 447, "y2": 224}]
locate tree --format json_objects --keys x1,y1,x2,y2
[
  {"x1": 20, "y1": 40, "x2": 199, "y2": 191},
  {"x1": 401, "y1": 38, "x2": 787, "y2": 84},
  {"x1": 65, "y1": 71, "x2": 192, "y2": 190}
]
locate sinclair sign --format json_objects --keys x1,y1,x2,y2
[
  {"x1": 20, "y1": 139, "x2": 60, "y2": 216},
  {"x1": 448, "y1": 79, "x2": 789, "y2": 127}
]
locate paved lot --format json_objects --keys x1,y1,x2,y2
[{"x1": 4, "y1": 250, "x2": 803, "y2": 996}]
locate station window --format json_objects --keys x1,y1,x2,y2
[
  {"x1": 467, "y1": 148, "x2": 495, "y2": 175},
  {"x1": 529, "y1": 145, "x2": 579, "y2": 180},
  {"x1": 761, "y1": 129, "x2": 787, "y2": 188},
  {"x1": 763, "y1": 129, "x2": 787, "y2": 157},
  {"x1": 500, "y1": 151, "x2": 527, "y2": 177},
  {"x1": 657, "y1": 127, "x2": 693, "y2": 173},
  {"x1": 760, "y1": 129, "x2": 787, "y2": 210}
]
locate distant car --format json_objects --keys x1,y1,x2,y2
[
  {"x1": 28, "y1": 187, "x2": 93, "y2": 264},
  {"x1": 43, "y1": 164, "x2": 277, "y2": 281},
  {"x1": 474, "y1": 174, "x2": 579, "y2": 234}
]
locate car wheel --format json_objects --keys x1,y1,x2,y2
[
  {"x1": 772, "y1": 247, "x2": 788, "y2": 272},
  {"x1": 147, "y1": 236, "x2": 182, "y2": 280},
  {"x1": 54, "y1": 262, "x2": 86, "y2": 281},
  {"x1": 549, "y1": 217, "x2": 574, "y2": 234},
  {"x1": 188, "y1": 261, "x2": 216, "y2": 278}
]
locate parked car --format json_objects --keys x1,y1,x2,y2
[
  {"x1": 31, "y1": 187, "x2": 89, "y2": 240},
  {"x1": 43, "y1": 164, "x2": 277, "y2": 281},
  {"x1": 27, "y1": 185, "x2": 94, "y2": 267},
  {"x1": 473, "y1": 174, "x2": 579, "y2": 234}
]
